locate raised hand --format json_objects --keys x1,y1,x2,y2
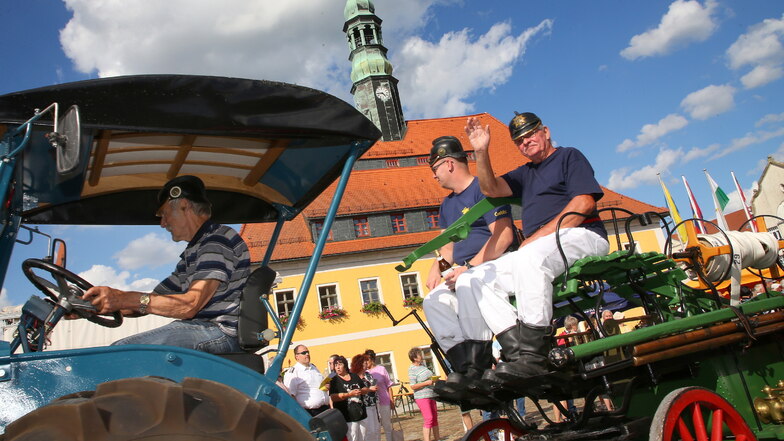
[{"x1": 465, "y1": 117, "x2": 491, "y2": 153}]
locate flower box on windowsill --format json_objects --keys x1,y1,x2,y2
[
  {"x1": 361, "y1": 301, "x2": 385, "y2": 314},
  {"x1": 403, "y1": 296, "x2": 423, "y2": 308},
  {"x1": 318, "y1": 307, "x2": 348, "y2": 320},
  {"x1": 279, "y1": 313, "x2": 304, "y2": 330}
]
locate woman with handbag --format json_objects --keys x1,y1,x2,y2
[
  {"x1": 408, "y1": 347, "x2": 440, "y2": 441},
  {"x1": 330, "y1": 355, "x2": 369, "y2": 441}
]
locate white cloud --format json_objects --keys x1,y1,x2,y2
[
  {"x1": 607, "y1": 148, "x2": 683, "y2": 190},
  {"x1": 716, "y1": 127, "x2": 784, "y2": 158},
  {"x1": 616, "y1": 113, "x2": 688, "y2": 152},
  {"x1": 59, "y1": 0, "x2": 441, "y2": 102},
  {"x1": 607, "y1": 144, "x2": 715, "y2": 190},
  {"x1": 78, "y1": 265, "x2": 159, "y2": 292},
  {"x1": 682, "y1": 144, "x2": 719, "y2": 162},
  {"x1": 58, "y1": 0, "x2": 545, "y2": 121},
  {"x1": 741, "y1": 64, "x2": 784, "y2": 89},
  {"x1": 680, "y1": 84, "x2": 735, "y2": 120},
  {"x1": 113, "y1": 232, "x2": 184, "y2": 271},
  {"x1": 396, "y1": 19, "x2": 553, "y2": 118},
  {"x1": 0, "y1": 288, "x2": 10, "y2": 308},
  {"x1": 620, "y1": 0, "x2": 718, "y2": 60},
  {"x1": 756, "y1": 112, "x2": 784, "y2": 127},
  {"x1": 774, "y1": 141, "x2": 784, "y2": 161},
  {"x1": 726, "y1": 14, "x2": 784, "y2": 89},
  {"x1": 726, "y1": 14, "x2": 784, "y2": 69}
]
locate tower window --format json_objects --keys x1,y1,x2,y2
[{"x1": 363, "y1": 28, "x2": 376, "y2": 45}]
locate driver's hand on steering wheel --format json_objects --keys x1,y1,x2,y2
[{"x1": 83, "y1": 285, "x2": 127, "y2": 315}]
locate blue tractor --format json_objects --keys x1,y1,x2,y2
[{"x1": 0, "y1": 75, "x2": 380, "y2": 440}]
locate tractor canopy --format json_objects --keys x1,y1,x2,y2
[{"x1": 0, "y1": 74, "x2": 381, "y2": 226}]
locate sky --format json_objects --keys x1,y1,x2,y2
[{"x1": 1, "y1": 0, "x2": 782, "y2": 307}]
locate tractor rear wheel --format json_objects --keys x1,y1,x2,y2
[
  {"x1": 2, "y1": 376, "x2": 313, "y2": 441},
  {"x1": 649, "y1": 386, "x2": 755, "y2": 441}
]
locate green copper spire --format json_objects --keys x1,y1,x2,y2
[
  {"x1": 344, "y1": 0, "x2": 375, "y2": 22},
  {"x1": 343, "y1": 0, "x2": 406, "y2": 141}
]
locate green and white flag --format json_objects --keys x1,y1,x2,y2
[{"x1": 704, "y1": 170, "x2": 729, "y2": 231}]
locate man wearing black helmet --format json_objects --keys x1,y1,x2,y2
[
  {"x1": 422, "y1": 135, "x2": 516, "y2": 402},
  {"x1": 83, "y1": 175, "x2": 250, "y2": 354},
  {"x1": 462, "y1": 113, "x2": 609, "y2": 384}
]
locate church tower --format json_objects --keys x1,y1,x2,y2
[{"x1": 343, "y1": 0, "x2": 406, "y2": 141}]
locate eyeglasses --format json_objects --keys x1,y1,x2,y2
[
  {"x1": 296, "y1": 350, "x2": 310, "y2": 355},
  {"x1": 431, "y1": 159, "x2": 450, "y2": 173},
  {"x1": 515, "y1": 127, "x2": 541, "y2": 143}
]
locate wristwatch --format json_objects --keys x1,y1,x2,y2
[{"x1": 139, "y1": 293, "x2": 151, "y2": 315}]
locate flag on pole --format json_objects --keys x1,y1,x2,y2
[
  {"x1": 731, "y1": 171, "x2": 758, "y2": 232},
  {"x1": 704, "y1": 169, "x2": 729, "y2": 231},
  {"x1": 658, "y1": 174, "x2": 689, "y2": 242},
  {"x1": 681, "y1": 175, "x2": 707, "y2": 234}
]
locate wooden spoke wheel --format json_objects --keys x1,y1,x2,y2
[
  {"x1": 650, "y1": 387, "x2": 756, "y2": 441},
  {"x1": 461, "y1": 418, "x2": 527, "y2": 441}
]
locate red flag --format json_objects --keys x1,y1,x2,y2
[
  {"x1": 731, "y1": 171, "x2": 758, "y2": 232},
  {"x1": 681, "y1": 175, "x2": 706, "y2": 234}
]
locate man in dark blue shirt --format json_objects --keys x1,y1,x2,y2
[
  {"x1": 422, "y1": 135, "x2": 516, "y2": 401},
  {"x1": 464, "y1": 112, "x2": 609, "y2": 384}
]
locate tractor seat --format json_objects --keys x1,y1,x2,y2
[{"x1": 215, "y1": 265, "x2": 276, "y2": 372}]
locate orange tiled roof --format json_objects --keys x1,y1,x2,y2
[{"x1": 241, "y1": 113, "x2": 667, "y2": 263}]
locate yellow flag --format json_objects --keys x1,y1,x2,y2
[{"x1": 658, "y1": 175, "x2": 688, "y2": 242}]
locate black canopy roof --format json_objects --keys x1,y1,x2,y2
[{"x1": 0, "y1": 75, "x2": 381, "y2": 225}]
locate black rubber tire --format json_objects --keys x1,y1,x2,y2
[{"x1": 2, "y1": 376, "x2": 314, "y2": 441}]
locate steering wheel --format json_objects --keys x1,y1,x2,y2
[{"x1": 22, "y1": 258, "x2": 123, "y2": 328}]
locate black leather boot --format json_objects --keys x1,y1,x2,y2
[
  {"x1": 493, "y1": 321, "x2": 552, "y2": 383},
  {"x1": 434, "y1": 340, "x2": 493, "y2": 402}
]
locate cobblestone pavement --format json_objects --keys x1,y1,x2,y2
[{"x1": 386, "y1": 399, "x2": 564, "y2": 441}]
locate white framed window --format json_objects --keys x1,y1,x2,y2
[
  {"x1": 274, "y1": 288, "x2": 296, "y2": 318},
  {"x1": 375, "y1": 352, "x2": 395, "y2": 383},
  {"x1": 417, "y1": 345, "x2": 440, "y2": 376},
  {"x1": 317, "y1": 283, "x2": 341, "y2": 311},
  {"x1": 359, "y1": 277, "x2": 382, "y2": 305},
  {"x1": 399, "y1": 273, "x2": 421, "y2": 299}
]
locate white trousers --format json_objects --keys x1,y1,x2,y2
[
  {"x1": 425, "y1": 228, "x2": 609, "y2": 347},
  {"x1": 348, "y1": 420, "x2": 364, "y2": 441},
  {"x1": 359, "y1": 405, "x2": 380, "y2": 441},
  {"x1": 377, "y1": 404, "x2": 393, "y2": 441},
  {"x1": 423, "y1": 280, "x2": 492, "y2": 352}
]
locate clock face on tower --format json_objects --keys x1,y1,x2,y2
[{"x1": 375, "y1": 85, "x2": 391, "y2": 102}]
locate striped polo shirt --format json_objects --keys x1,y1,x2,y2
[{"x1": 154, "y1": 220, "x2": 250, "y2": 337}]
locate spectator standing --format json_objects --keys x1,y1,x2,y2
[
  {"x1": 353, "y1": 354, "x2": 381, "y2": 441},
  {"x1": 330, "y1": 356, "x2": 369, "y2": 441},
  {"x1": 365, "y1": 349, "x2": 395, "y2": 441},
  {"x1": 408, "y1": 347, "x2": 440, "y2": 441},
  {"x1": 283, "y1": 344, "x2": 330, "y2": 416}
]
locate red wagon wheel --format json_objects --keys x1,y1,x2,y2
[
  {"x1": 650, "y1": 387, "x2": 756, "y2": 441},
  {"x1": 461, "y1": 418, "x2": 528, "y2": 441}
]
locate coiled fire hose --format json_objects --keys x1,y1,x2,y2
[{"x1": 698, "y1": 231, "x2": 780, "y2": 305}]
